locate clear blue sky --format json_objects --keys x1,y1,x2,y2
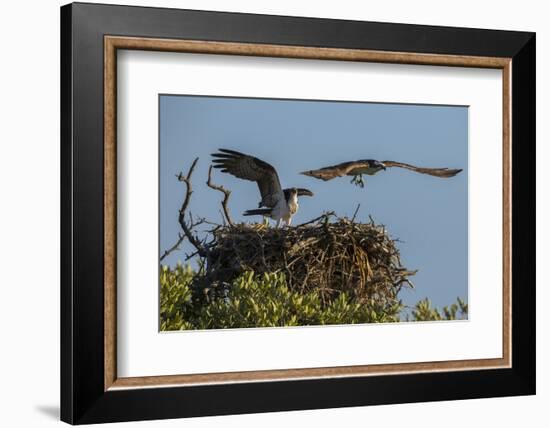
[{"x1": 159, "y1": 95, "x2": 468, "y2": 310}]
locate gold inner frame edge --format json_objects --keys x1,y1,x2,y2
[{"x1": 104, "y1": 36, "x2": 512, "y2": 391}]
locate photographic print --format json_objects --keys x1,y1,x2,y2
[{"x1": 159, "y1": 95, "x2": 468, "y2": 331}]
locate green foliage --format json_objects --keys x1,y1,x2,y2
[
  {"x1": 411, "y1": 297, "x2": 468, "y2": 321},
  {"x1": 160, "y1": 265, "x2": 468, "y2": 330},
  {"x1": 159, "y1": 264, "x2": 195, "y2": 330},
  {"x1": 160, "y1": 266, "x2": 402, "y2": 330}
]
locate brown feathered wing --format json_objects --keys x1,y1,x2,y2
[
  {"x1": 382, "y1": 160, "x2": 462, "y2": 178},
  {"x1": 211, "y1": 149, "x2": 283, "y2": 208}
]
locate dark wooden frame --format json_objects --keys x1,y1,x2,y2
[{"x1": 61, "y1": 2, "x2": 535, "y2": 424}]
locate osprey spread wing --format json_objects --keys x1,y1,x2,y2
[
  {"x1": 211, "y1": 149, "x2": 313, "y2": 226},
  {"x1": 301, "y1": 159, "x2": 462, "y2": 187}
]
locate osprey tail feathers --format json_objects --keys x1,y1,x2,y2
[{"x1": 243, "y1": 208, "x2": 272, "y2": 217}]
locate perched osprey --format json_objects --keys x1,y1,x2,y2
[
  {"x1": 301, "y1": 159, "x2": 462, "y2": 187},
  {"x1": 211, "y1": 149, "x2": 314, "y2": 226}
]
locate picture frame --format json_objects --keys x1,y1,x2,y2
[{"x1": 60, "y1": 2, "x2": 535, "y2": 424}]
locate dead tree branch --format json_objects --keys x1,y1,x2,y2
[
  {"x1": 160, "y1": 160, "x2": 232, "y2": 262},
  {"x1": 351, "y1": 204, "x2": 361, "y2": 223},
  {"x1": 298, "y1": 211, "x2": 336, "y2": 227},
  {"x1": 177, "y1": 158, "x2": 208, "y2": 258},
  {"x1": 160, "y1": 233, "x2": 185, "y2": 262},
  {"x1": 160, "y1": 157, "x2": 210, "y2": 262},
  {"x1": 207, "y1": 165, "x2": 234, "y2": 226}
]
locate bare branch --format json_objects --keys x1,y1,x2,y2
[
  {"x1": 189, "y1": 216, "x2": 208, "y2": 229},
  {"x1": 160, "y1": 233, "x2": 185, "y2": 262},
  {"x1": 207, "y1": 165, "x2": 234, "y2": 226},
  {"x1": 185, "y1": 250, "x2": 200, "y2": 261},
  {"x1": 298, "y1": 211, "x2": 336, "y2": 227},
  {"x1": 160, "y1": 158, "x2": 207, "y2": 261},
  {"x1": 351, "y1": 204, "x2": 361, "y2": 223},
  {"x1": 176, "y1": 158, "x2": 208, "y2": 258},
  {"x1": 177, "y1": 157, "x2": 198, "y2": 214}
]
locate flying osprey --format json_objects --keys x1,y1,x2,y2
[
  {"x1": 301, "y1": 159, "x2": 462, "y2": 187},
  {"x1": 211, "y1": 149, "x2": 314, "y2": 226}
]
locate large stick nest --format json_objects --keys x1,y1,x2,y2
[{"x1": 207, "y1": 213, "x2": 416, "y2": 306}]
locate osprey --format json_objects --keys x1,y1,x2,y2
[
  {"x1": 301, "y1": 159, "x2": 462, "y2": 187},
  {"x1": 211, "y1": 149, "x2": 314, "y2": 226}
]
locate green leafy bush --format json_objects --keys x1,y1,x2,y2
[
  {"x1": 160, "y1": 266, "x2": 402, "y2": 330},
  {"x1": 411, "y1": 297, "x2": 468, "y2": 321},
  {"x1": 159, "y1": 264, "x2": 195, "y2": 330},
  {"x1": 160, "y1": 265, "x2": 468, "y2": 330}
]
